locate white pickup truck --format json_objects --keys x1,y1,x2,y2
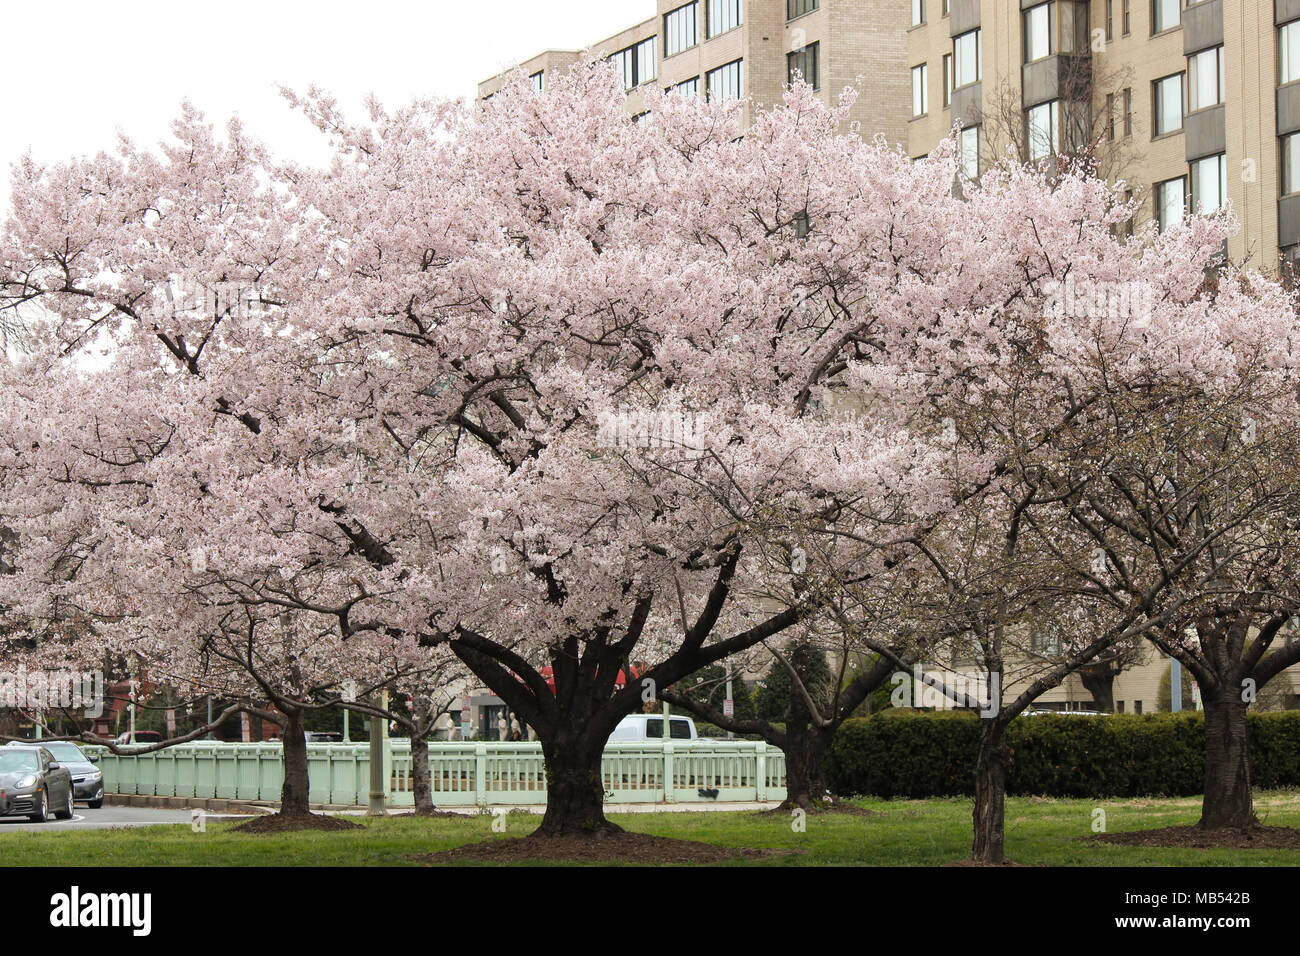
[{"x1": 607, "y1": 714, "x2": 699, "y2": 742}]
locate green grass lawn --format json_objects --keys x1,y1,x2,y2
[{"x1": 5, "y1": 791, "x2": 1300, "y2": 866}]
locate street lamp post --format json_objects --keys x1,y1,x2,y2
[{"x1": 367, "y1": 690, "x2": 388, "y2": 816}]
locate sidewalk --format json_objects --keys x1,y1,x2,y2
[{"x1": 104, "y1": 794, "x2": 782, "y2": 815}]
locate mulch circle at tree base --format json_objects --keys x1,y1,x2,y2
[
  {"x1": 410, "y1": 831, "x2": 784, "y2": 864},
  {"x1": 1091, "y1": 824, "x2": 1300, "y2": 849},
  {"x1": 231, "y1": 812, "x2": 363, "y2": 834},
  {"x1": 941, "y1": 859, "x2": 1031, "y2": 867}
]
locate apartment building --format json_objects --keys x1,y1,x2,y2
[
  {"x1": 907, "y1": 0, "x2": 1300, "y2": 273},
  {"x1": 478, "y1": 1, "x2": 910, "y2": 146}
]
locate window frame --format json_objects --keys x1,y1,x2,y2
[
  {"x1": 610, "y1": 37, "x2": 659, "y2": 91},
  {"x1": 1155, "y1": 175, "x2": 1188, "y2": 232},
  {"x1": 1187, "y1": 44, "x2": 1224, "y2": 112},
  {"x1": 1152, "y1": 72, "x2": 1184, "y2": 136},
  {"x1": 1026, "y1": 100, "x2": 1060, "y2": 161},
  {"x1": 1283, "y1": 21, "x2": 1300, "y2": 85},
  {"x1": 787, "y1": 41, "x2": 821, "y2": 90},
  {"x1": 912, "y1": 63, "x2": 929, "y2": 117},
  {"x1": 1283, "y1": 131, "x2": 1300, "y2": 196},
  {"x1": 1152, "y1": 0, "x2": 1181, "y2": 35},
  {"x1": 705, "y1": 58, "x2": 744, "y2": 100},
  {"x1": 1190, "y1": 152, "x2": 1228, "y2": 214},
  {"x1": 953, "y1": 28, "x2": 981, "y2": 89},
  {"x1": 708, "y1": 0, "x2": 743, "y2": 38},
  {"x1": 1024, "y1": 2, "x2": 1055, "y2": 64},
  {"x1": 664, "y1": 2, "x2": 699, "y2": 57},
  {"x1": 959, "y1": 125, "x2": 980, "y2": 179},
  {"x1": 787, "y1": 0, "x2": 818, "y2": 20}
]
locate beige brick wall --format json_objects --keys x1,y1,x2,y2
[
  {"x1": 479, "y1": 1, "x2": 909, "y2": 144},
  {"x1": 907, "y1": 0, "x2": 1289, "y2": 272}
]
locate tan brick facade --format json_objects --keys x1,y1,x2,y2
[
  {"x1": 479, "y1": 1, "x2": 910, "y2": 145},
  {"x1": 907, "y1": 0, "x2": 1298, "y2": 273}
]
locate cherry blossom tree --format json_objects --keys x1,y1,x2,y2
[
  {"x1": 802, "y1": 157, "x2": 1300, "y2": 860},
  {"x1": 0, "y1": 68, "x2": 957, "y2": 837},
  {"x1": 5, "y1": 58, "x2": 1293, "y2": 848},
  {"x1": 1053, "y1": 332, "x2": 1300, "y2": 829}
]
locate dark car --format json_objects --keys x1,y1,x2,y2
[
  {"x1": 0, "y1": 746, "x2": 74, "y2": 822},
  {"x1": 10, "y1": 741, "x2": 104, "y2": 808}
]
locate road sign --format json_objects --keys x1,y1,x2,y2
[{"x1": 723, "y1": 699, "x2": 734, "y2": 717}]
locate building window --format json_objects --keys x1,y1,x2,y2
[
  {"x1": 709, "y1": 0, "x2": 742, "y2": 37},
  {"x1": 706, "y1": 59, "x2": 743, "y2": 100},
  {"x1": 943, "y1": 53, "x2": 952, "y2": 106},
  {"x1": 1106, "y1": 0, "x2": 1114, "y2": 40},
  {"x1": 1187, "y1": 45, "x2": 1224, "y2": 111},
  {"x1": 788, "y1": 0, "x2": 818, "y2": 18},
  {"x1": 1153, "y1": 73, "x2": 1184, "y2": 135},
  {"x1": 788, "y1": 42, "x2": 820, "y2": 89},
  {"x1": 665, "y1": 2, "x2": 698, "y2": 57},
  {"x1": 912, "y1": 63, "x2": 929, "y2": 117},
  {"x1": 912, "y1": 0, "x2": 925, "y2": 27},
  {"x1": 1283, "y1": 132, "x2": 1300, "y2": 195},
  {"x1": 1152, "y1": 0, "x2": 1180, "y2": 33},
  {"x1": 1024, "y1": 3, "x2": 1054, "y2": 63},
  {"x1": 671, "y1": 76, "x2": 700, "y2": 97},
  {"x1": 942, "y1": 0, "x2": 950, "y2": 14},
  {"x1": 1105, "y1": 92, "x2": 1115, "y2": 139},
  {"x1": 954, "y1": 28, "x2": 981, "y2": 88},
  {"x1": 1027, "y1": 100, "x2": 1060, "y2": 160},
  {"x1": 529, "y1": 70, "x2": 545, "y2": 91},
  {"x1": 959, "y1": 125, "x2": 980, "y2": 178},
  {"x1": 610, "y1": 37, "x2": 658, "y2": 90},
  {"x1": 1122, "y1": 86, "x2": 1133, "y2": 136},
  {"x1": 1190, "y1": 153, "x2": 1227, "y2": 213},
  {"x1": 1282, "y1": 22, "x2": 1300, "y2": 85},
  {"x1": 1156, "y1": 176, "x2": 1187, "y2": 231},
  {"x1": 1122, "y1": 0, "x2": 1131, "y2": 34}
]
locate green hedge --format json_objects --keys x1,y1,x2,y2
[{"x1": 824, "y1": 710, "x2": 1300, "y2": 799}]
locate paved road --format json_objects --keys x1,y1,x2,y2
[{"x1": 0, "y1": 805, "x2": 251, "y2": 834}]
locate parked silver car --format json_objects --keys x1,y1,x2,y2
[
  {"x1": 0, "y1": 746, "x2": 74, "y2": 822},
  {"x1": 8, "y1": 741, "x2": 104, "y2": 808}
]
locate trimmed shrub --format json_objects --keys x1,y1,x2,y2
[{"x1": 825, "y1": 710, "x2": 1300, "y2": 799}]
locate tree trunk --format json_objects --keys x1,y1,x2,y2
[
  {"x1": 1079, "y1": 669, "x2": 1116, "y2": 713},
  {"x1": 535, "y1": 732, "x2": 620, "y2": 837},
  {"x1": 410, "y1": 732, "x2": 436, "y2": 815},
  {"x1": 1200, "y1": 694, "x2": 1257, "y2": 829},
  {"x1": 279, "y1": 708, "x2": 312, "y2": 817},
  {"x1": 781, "y1": 722, "x2": 832, "y2": 811},
  {"x1": 972, "y1": 720, "x2": 1008, "y2": 863}
]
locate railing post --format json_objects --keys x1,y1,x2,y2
[
  {"x1": 755, "y1": 741, "x2": 767, "y2": 802},
  {"x1": 474, "y1": 742, "x2": 488, "y2": 807},
  {"x1": 663, "y1": 741, "x2": 676, "y2": 804},
  {"x1": 383, "y1": 735, "x2": 393, "y2": 805}
]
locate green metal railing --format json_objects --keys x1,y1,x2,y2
[{"x1": 89, "y1": 740, "x2": 787, "y2": 807}]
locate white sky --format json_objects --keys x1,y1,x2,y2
[{"x1": 0, "y1": 0, "x2": 652, "y2": 205}]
